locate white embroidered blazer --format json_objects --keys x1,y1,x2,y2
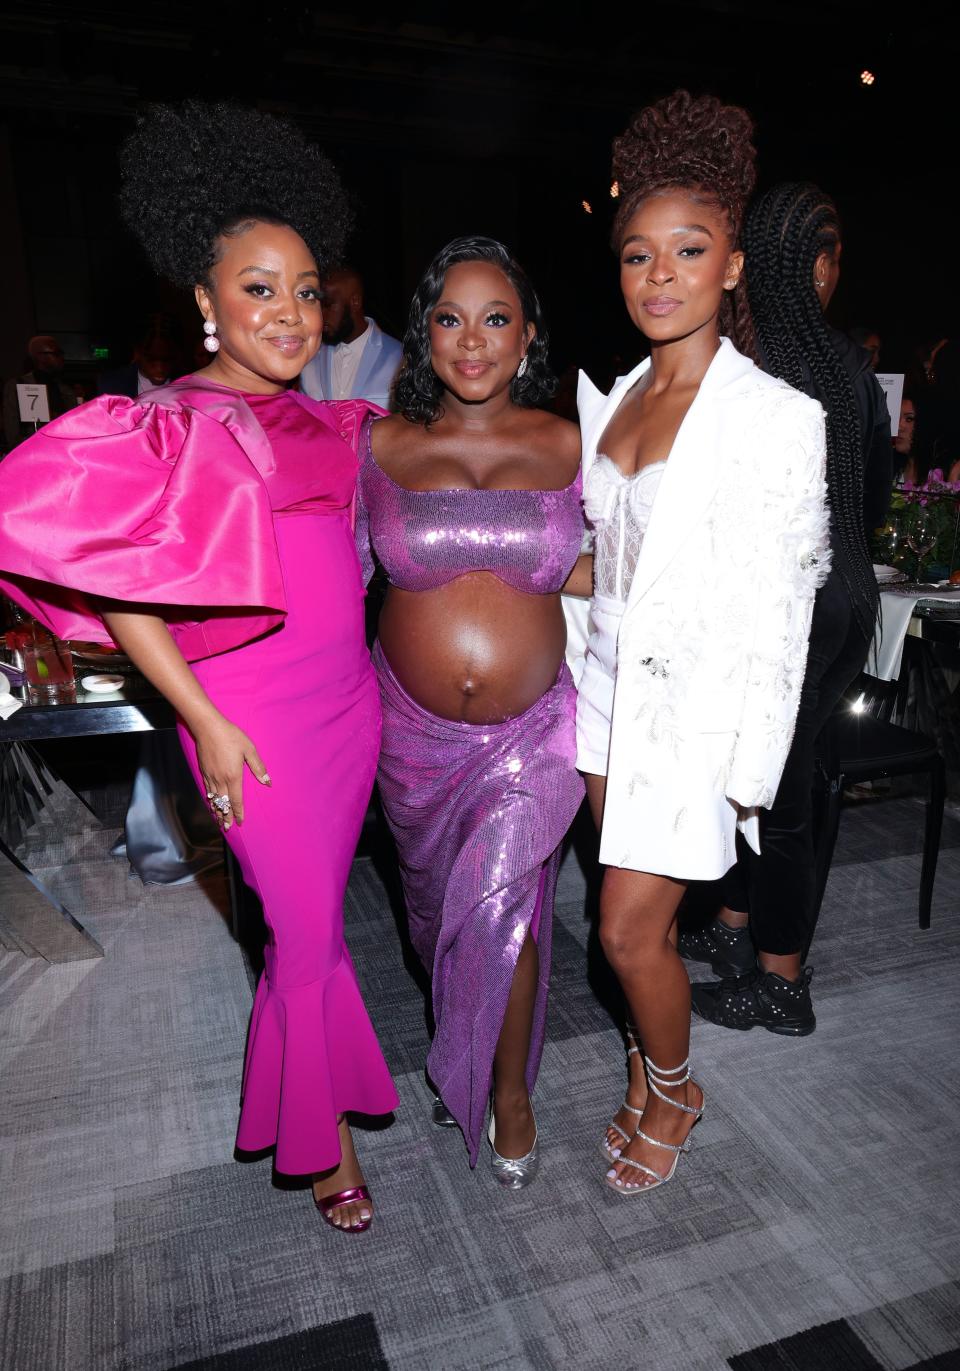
[{"x1": 569, "y1": 338, "x2": 831, "y2": 879}]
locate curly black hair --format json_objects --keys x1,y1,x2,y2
[
  {"x1": 118, "y1": 101, "x2": 352, "y2": 289},
  {"x1": 393, "y1": 236, "x2": 557, "y2": 426},
  {"x1": 745, "y1": 182, "x2": 877, "y2": 641},
  {"x1": 611, "y1": 89, "x2": 758, "y2": 359}
]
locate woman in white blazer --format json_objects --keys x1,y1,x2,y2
[{"x1": 571, "y1": 92, "x2": 830, "y2": 1195}]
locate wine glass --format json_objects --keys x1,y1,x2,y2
[
  {"x1": 906, "y1": 510, "x2": 936, "y2": 583},
  {"x1": 878, "y1": 521, "x2": 901, "y2": 567}
]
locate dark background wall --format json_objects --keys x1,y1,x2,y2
[{"x1": 0, "y1": 1, "x2": 950, "y2": 384}]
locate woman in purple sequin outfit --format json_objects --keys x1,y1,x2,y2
[{"x1": 356, "y1": 238, "x2": 588, "y2": 1179}]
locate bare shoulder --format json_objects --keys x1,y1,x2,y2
[
  {"x1": 523, "y1": 407, "x2": 581, "y2": 471},
  {"x1": 370, "y1": 412, "x2": 422, "y2": 460}
]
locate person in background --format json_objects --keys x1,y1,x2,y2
[
  {"x1": 685, "y1": 182, "x2": 892, "y2": 1035},
  {"x1": 893, "y1": 394, "x2": 918, "y2": 484},
  {"x1": 97, "y1": 322, "x2": 218, "y2": 886},
  {"x1": 96, "y1": 329, "x2": 181, "y2": 399},
  {"x1": 915, "y1": 339, "x2": 960, "y2": 483},
  {"x1": 2, "y1": 335, "x2": 77, "y2": 453},
  {"x1": 848, "y1": 325, "x2": 882, "y2": 371},
  {"x1": 299, "y1": 266, "x2": 403, "y2": 410}
]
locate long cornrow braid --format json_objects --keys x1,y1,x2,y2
[{"x1": 744, "y1": 182, "x2": 878, "y2": 640}]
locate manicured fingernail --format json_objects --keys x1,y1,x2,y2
[{"x1": 261, "y1": 773, "x2": 271, "y2": 786}]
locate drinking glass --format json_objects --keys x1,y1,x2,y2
[
  {"x1": 879, "y1": 521, "x2": 901, "y2": 566},
  {"x1": 22, "y1": 629, "x2": 76, "y2": 703},
  {"x1": 906, "y1": 510, "x2": 936, "y2": 583}
]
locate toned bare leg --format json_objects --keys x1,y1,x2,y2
[
  {"x1": 312, "y1": 1116, "x2": 372, "y2": 1230},
  {"x1": 491, "y1": 932, "x2": 538, "y2": 1157},
  {"x1": 600, "y1": 867, "x2": 702, "y2": 1190},
  {"x1": 584, "y1": 771, "x2": 651, "y2": 1148}
]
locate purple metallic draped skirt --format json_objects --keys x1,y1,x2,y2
[{"x1": 373, "y1": 642, "x2": 584, "y2": 1165}]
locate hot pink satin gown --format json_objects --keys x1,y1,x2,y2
[{"x1": 177, "y1": 390, "x2": 397, "y2": 1174}]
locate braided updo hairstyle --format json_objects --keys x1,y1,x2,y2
[
  {"x1": 118, "y1": 101, "x2": 352, "y2": 288},
  {"x1": 611, "y1": 89, "x2": 758, "y2": 360},
  {"x1": 745, "y1": 183, "x2": 877, "y2": 640}
]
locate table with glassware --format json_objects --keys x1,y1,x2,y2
[
  {"x1": 868, "y1": 565, "x2": 960, "y2": 788},
  {"x1": 870, "y1": 565, "x2": 960, "y2": 681},
  {"x1": 1, "y1": 621, "x2": 178, "y2": 960}
]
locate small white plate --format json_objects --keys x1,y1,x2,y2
[{"x1": 80, "y1": 674, "x2": 125, "y2": 693}]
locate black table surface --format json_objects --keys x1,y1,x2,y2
[{"x1": 1, "y1": 676, "x2": 175, "y2": 742}]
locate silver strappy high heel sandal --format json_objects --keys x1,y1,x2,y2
[
  {"x1": 600, "y1": 1023, "x2": 647, "y2": 1162},
  {"x1": 604, "y1": 1055, "x2": 703, "y2": 1196}
]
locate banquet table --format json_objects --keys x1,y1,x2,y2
[
  {"x1": 0, "y1": 679, "x2": 177, "y2": 960},
  {"x1": 870, "y1": 583, "x2": 960, "y2": 681}
]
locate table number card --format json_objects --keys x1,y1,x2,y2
[
  {"x1": 875, "y1": 373, "x2": 904, "y2": 438},
  {"x1": 16, "y1": 384, "x2": 51, "y2": 424}
]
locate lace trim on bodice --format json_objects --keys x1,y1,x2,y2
[{"x1": 584, "y1": 455, "x2": 666, "y2": 602}]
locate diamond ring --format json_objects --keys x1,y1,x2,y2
[{"x1": 210, "y1": 794, "x2": 232, "y2": 815}]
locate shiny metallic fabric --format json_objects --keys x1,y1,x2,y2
[
  {"x1": 487, "y1": 1114, "x2": 540, "y2": 1190},
  {"x1": 373, "y1": 642, "x2": 584, "y2": 1166}
]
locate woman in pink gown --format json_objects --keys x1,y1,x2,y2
[{"x1": 0, "y1": 103, "x2": 397, "y2": 1234}]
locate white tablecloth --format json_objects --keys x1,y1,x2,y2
[{"x1": 869, "y1": 586, "x2": 960, "y2": 680}]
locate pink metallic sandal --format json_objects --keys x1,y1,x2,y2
[
  {"x1": 314, "y1": 1184, "x2": 373, "y2": 1234},
  {"x1": 313, "y1": 1115, "x2": 373, "y2": 1233}
]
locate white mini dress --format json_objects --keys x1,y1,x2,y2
[{"x1": 576, "y1": 455, "x2": 666, "y2": 776}]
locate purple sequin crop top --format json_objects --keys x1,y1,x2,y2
[{"x1": 355, "y1": 417, "x2": 584, "y2": 594}]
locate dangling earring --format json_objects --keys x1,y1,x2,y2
[
  {"x1": 203, "y1": 320, "x2": 220, "y2": 353},
  {"x1": 516, "y1": 355, "x2": 528, "y2": 379}
]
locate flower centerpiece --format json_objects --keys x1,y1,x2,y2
[{"x1": 873, "y1": 469, "x2": 960, "y2": 579}]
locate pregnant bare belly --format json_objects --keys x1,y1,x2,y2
[{"x1": 377, "y1": 575, "x2": 567, "y2": 723}]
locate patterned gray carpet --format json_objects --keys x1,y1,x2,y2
[{"x1": 1, "y1": 794, "x2": 958, "y2": 1371}]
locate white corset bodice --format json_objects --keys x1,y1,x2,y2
[{"x1": 584, "y1": 455, "x2": 666, "y2": 602}]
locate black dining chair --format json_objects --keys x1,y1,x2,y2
[{"x1": 811, "y1": 671, "x2": 946, "y2": 936}]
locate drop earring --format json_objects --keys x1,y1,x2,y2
[
  {"x1": 516, "y1": 356, "x2": 528, "y2": 379},
  {"x1": 203, "y1": 320, "x2": 220, "y2": 353}
]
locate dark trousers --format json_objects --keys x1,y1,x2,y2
[{"x1": 721, "y1": 572, "x2": 870, "y2": 955}]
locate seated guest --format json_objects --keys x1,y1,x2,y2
[
  {"x1": 96, "y1": 330, "x2": 180, "y2": 398},
  {"x1": 300, "y1": 267, "x2": 402, "y2": 409},
  {"x1": 893, "y1": 393, "x2": 919, "y2": 484},
  {"x1": 915, "y1": 339, "x2": 960, "y2": 483},
  {"x1": 2, "y1": 335, "x2": 76, "y2": 453},
  {"x1": 848, "y1": 324, "x2": 882, "y2": 371}
]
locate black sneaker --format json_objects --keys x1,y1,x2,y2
[
  {"x1": 678, "y1": 917, "x2": 756, "y2": 977},
  {"x1": 690, "y1": 966, "x2": 816, "y2": 1037}
]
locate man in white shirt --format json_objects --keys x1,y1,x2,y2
[
  {"x1": 299, "y1": 267, "x2": 403, "y2": 410},
  {"x1": 96, "y1": 332, "x2": 179, "y2": 400}
]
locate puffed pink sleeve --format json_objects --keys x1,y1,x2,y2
[{"x1": 0, "y1": 394, "x2": 286, "y2": 660}]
